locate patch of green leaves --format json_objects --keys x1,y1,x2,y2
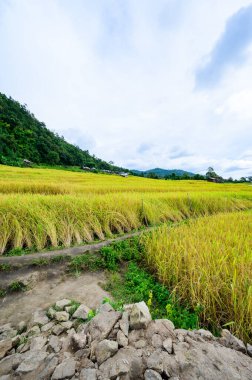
[
  {"x1": 9, "y1": 281, "x2": 27, "y2": 292},
  {"x1": 68, "y1": 254, "x2": 105, "y2": 274},
  {"x1": 68, "y1": 300, "x2": 81, "y2": 316},
  {"x1": 0, "y1": 263, "x2": 12, "y2": 271},
  {"x1": 32, "y1": 258, "x2": 50, "y2": 266}
]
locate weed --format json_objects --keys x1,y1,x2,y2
[
  {"x1": 9, "y1": 281, "x2": 26, "y2": 292},
  {"x1": 68, "y1": 254, "x2": 105, "y2": 273},
  {"x1": 51, "y1": 255, "x2": 67, "y2": 263},
  {"x1": 87, "y1": 309, "x2": 96, "y2": 321},
  {"x1": 32, "y1": 258, "x2": 50, "y2": 266},
  {"x1": 0, "y1": 288, "x2": 6, "y2": 297},
  {"x1": 0, "y1": 263, "x2": 11, "y2": 271},
  {"x1": 68, "y1": 300, "x2": 81, "y2": 316}
]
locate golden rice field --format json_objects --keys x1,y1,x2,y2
[
  {"x1": 142, "y1": 211, "x2": 252, "y2": 341},
  {"x1": 1, "y1": 165, "x2": 252, "y2": 254}
]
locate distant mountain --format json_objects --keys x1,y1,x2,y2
[
  {"x1": 132, "y1": 168, "x2": 195, "y2": 178},
  {"x1": 0, "y1": 92, "x2": 128, "y2": 172}
]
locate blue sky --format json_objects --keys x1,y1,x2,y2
[{"x1": 1, "y1": 0, "x2": 252, "y2": 178}]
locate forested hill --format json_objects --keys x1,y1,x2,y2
[{"x1": 0, "y1": 92, "x2": 128, "y2": 171}]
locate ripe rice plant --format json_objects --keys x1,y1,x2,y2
[
  {"x1": 0, "y1": 164, "x2": 252, "y2": 254},
  {"x1": 142, "y1": 211, "x2": 252, "y2": 341}
]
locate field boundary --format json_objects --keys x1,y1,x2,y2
[{"x1": 0, "y1": 227, "x2": 156, "y2": 266}]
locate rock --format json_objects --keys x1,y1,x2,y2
[
  {"x1": 72, "y1": 333, "x2": 87, "y2": 350},
  {"x1": 80, "y1": 368, "x2": 97, "y2": 380},
  {"x1": 30, "y1": 336, "x2": 47, "y2": 351},
  {"x1": 31, "y1": 309, "x2": 49, "y2": 326},
  {"x1": 0, "y1": 375, "x2": 12, "y2": 380},
  {"x1": 129, "y1": 302, "x2": 152, "y2": 330},
  {"x1": 247, "y1": 343, "x2": 252, "y2": 357},
  {"x1": 47, "y1": 307, "x2": 57, "y2": 319},
  {"x1": 16, "y1": 350, "x2": 48, "y2": 375},
  {"x1": 36, "y1": 353, "x2": 59, "y2": 380},
  {"x1": 55, "y1": 299, "x2": 72, "y2": 310},
  {"x1": 51, "y1": 358, "x2": 76, "y2": 379},
  {"x1": 220, "y1": 329, "x2": 247, "y2": 353},
  {"x1": 87, "y1": 310, "x2": 121, "y2": 341},
  {"x1": 95, "y1": 339, "x2": 118, "y2": 365},
  {"x1": 52, "y1": 324, "x2": 65, "y2": 336},
  {"x1": 98, "y1": 303, "x2": 114, "y2": 313},
  {"x1": 196, "y1": 329, "x2": 214, "y2": 340},
  {"x1": 0, "y1": 353, "x2": 22, "y2": 376},
  {"x1": 0, "y1": 339, "x2": 12, "y2": 359},
  {"x1": 27, "y1": 325, "x2": 41, "y2": 337},
  {"x1": 117, "y1": 330, "x2": 128, "y2": 347},
  {"x1": 0, "y1": 325, "x2": 11, "y2": 335},
  {"x1": 144, "y1": 369, "x2": 162, "y2": 380},
  {"x1": 119, "y1": 312, "x2": 129, "y2": 337},
  {"x1": 41, "y1": 321, "x2": 55, "y2": 332},
  {"x1": 151, "y1": 334, "x2": 163, "y2": 348},
  {"x1": 98, "y1": 347, "x2": 144, "y2": 379},
  {"x1": 72, "y1": 305, "x2": 90, "y2": 320},
  {"x1": 48, "y1": 335, "x2": 62, "y2": 353},
  {"x1": 146, "y1": 320, "x2": 175, "y2": 342},
  {"x1": 55, "y1": 311, "x2": 69, "y2": 322},
  {"x1": 163, "y1": 337, "x2": 173, "y2": 354},
  {"x1": 62, "y1": 321, "x2": 73, "y2": 329},
  {"x1": 17, "y1": 321, "x2": 26, "y2": 334},
  {"x1": 0, "y1": 328, "x2": 17, "y2": 341}
]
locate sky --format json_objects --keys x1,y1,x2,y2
[{"x1": 1, "y1": 1, "x2": 252, "y2": 178}]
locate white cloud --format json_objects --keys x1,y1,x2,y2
[{"x1": 0, "y1": 0, "x2": 252, "y2": 178}]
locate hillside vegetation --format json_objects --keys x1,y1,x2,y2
[
  {"x1": 1, "y1": 164, "x2": 252, "y2": 255},
  {"x1": 0, "y1": 93, "x2": 127, "y2": 172}
]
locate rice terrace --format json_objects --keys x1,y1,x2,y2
[{"x1": 1, "y1": 2, "x2": 252, "y2": 378}]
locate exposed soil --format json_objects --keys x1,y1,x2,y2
[{"x1": 0, "y1": 264, "x2": 110, "y2": 326}]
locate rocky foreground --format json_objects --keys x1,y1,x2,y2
[{"x1": 0, "y1": 300, "x2": 252, "y2": 380}]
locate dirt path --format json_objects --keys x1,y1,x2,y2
[
  {"x1": 0, "y1": 265, "x2": 110, "y2": 326},
  {"x1": 0, "y1": 228, "x2": 154, "y2": 266}
]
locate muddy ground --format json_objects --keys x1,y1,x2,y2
[{"x1": 0, "y1": 263, "x2": 110, "y2": 326}]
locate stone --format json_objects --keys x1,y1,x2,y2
[
  {"x1": 16, "y1": 350, "x2": 48, "y2": 375},
  {"x1": 146, "y1": 320, "x2": 175, "y2": 342},
  {"x1": 37, "y1": 354, "x2": 59, "y2": 380},
  {"x1": 129, "y1": 302, "x2": 152, "y2": 330},
  {"x1": 0, "y1": 328, "x2": 17, "y2": 341},
  {"x1": 99, "y1": 347, "x2": 144, "y2": 379},
  {"x1": 0, "y1": 353, "x2": 22, "y2": 376},
  {"x1": 27, "y1": 325, "x2": 41, "y2": 337},
  {"x1": 163, "y1": 337, "x2": 173, "y2": 354},
  {"x1": 80, "y1": 368, "x2": 97, "y2": 380},
  {"x1": 61, "y1": 321, "x2": 73, "y2": 330},
  {"x1": 196, "y1": 329, "x2": 214, "y2": 340},
  {"x1": 17, "y1": 321, "x2": 27, "y2": 334},
  {"x1": 72, "y1": 333, "x2": 87, "y2": 349},
  {"x1": 52, "y1": 324, "x2": 65, "y2": 336},
  {"x1": 117, "y1": 330, "x2": 128, "y2": 347},
  {"x1": 220, "y1": 329, "x2": 246, "y2": 353},
  {"x1": 31, "y1": 309, "x2": 49, "y2": 326},
  {"x1": 55, "y1": 311, "x2": 69, "y2": 322},
  {"x1": 41, "y1": 321, "x2": 55, "y2": 332},
  {"x1": 95, "y1": 339, "x2": 118, "y2": 365},
  {"x1": 247, "y1": 343, "x2": 252, "y2": 357},
  {"x1": 87, "y1": 310, "x2": 121, "y2": 341},
  {"x1": 144, "y1": 369, "x2": 162, "y2": 380},
  {"x1": 0, "y1": 375, "x2": 11, "y2": 380},
  {"x1": 0, "y1": 325, "x2": 12, "y2": 335},
  {"x1": 51, "y1": 358, "x2": 76, "y2": 379},
  {"x1": 98, "y1": 303, "x2": 114, "y2": 313},
  {"x1": 48, "y1": 335, "x2": 62, "y2": 353},
  {"x1": 30, "y1": 336, "x2": 47, "y2": 351},
  {"x1": 119, "y1": 312, "x2": 129, "y2": 337},
  {"x1": 72, "y1": 305, "x2": 90, "y2": 320},
  {"x1": 55, "y1": 299, "x2": 71, "y2": 310},
  {"x1": 0, "y1": 339, "x2": 12, "y2": 359},
  {"x1": 47, "y1": 307, "x2": 57, "y2": 319},
  {"x1": 151, "y1": 334, "x2": 163, "y2": 348}
]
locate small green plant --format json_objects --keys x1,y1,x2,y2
[
  {"x1": 87, "y1": 309, "x2": 97, "y2": 321},
  {"x1": 102, "y1": 297, "x2": 124, "y2": 311},
  {"x1": 68, "y1": 254, "x2": 105, "y2": 274},
  {"x1": 51, "y1": 255, "x2": 67, "y2": 263},
  {"x1": 32, "y1": 258, "x2": 50, "y2": 266},
  {"x1": 9, "y1": 281, "x2": 26, "y2": 292},
  {"x1": 5, "y1": 247, "x2": 35, "y2": 256},
  {"x1": 17, "y1": 335, "x2": 28, "y2": 347},
  {"x1": 0, "y1": 263, "x2": 11, "y2": 271},
  {"x1": 0, "y1": 288, "x2": 7, "y2": 297},
  {"x1": 68, "y1": 300, "x2": 81, "y2": 316}
]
